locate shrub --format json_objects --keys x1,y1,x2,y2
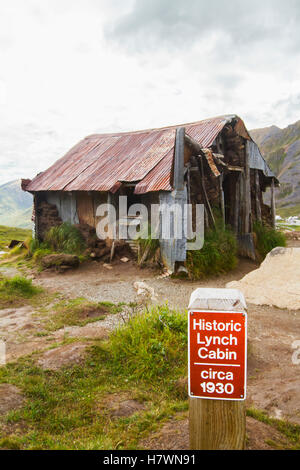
[
  {"x1": 44, "y1": 223, "x2": 86, "y2": 255},
  {"x1": 28, "y1": 237, "x2": 41, "y2": 255},
  {"x1": 253, "y1": 221, "x2": 286, "y2": 259},
  {"x1": 108, "y1": 305, "x2": 187, "y2": 381},
  {"x1": 0, "y1": 276, "x2": 41, "y2": 298},
  {"x1": 186, "y1": 224, "x2": 238, "y2": 279}
]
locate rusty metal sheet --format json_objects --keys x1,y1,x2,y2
[
  {"x1": 201, "y1": 149, "x2": 221, "y2": 177},
  {"x1": 63, "y1": 129, "x2": 175, "y2": 192},
  {"x1": 234, "y1": 118, "x2": 252, "y2": 141},
  {"x1": 26, "y1": 135, "x2": 102, "y2": 192},
  {"x1": 134, "y1": 148, "x2": 174, "y2": 194},
  {"x1": 185, "y1": 116, "x2": 233, "y2": 148},
  {"x1": 26, "y1": 114, "x2": 260, "y2": 195}
]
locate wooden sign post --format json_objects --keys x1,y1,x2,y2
[{"x1": 188, "y1": 288, "x2": 247, "y2": 450}]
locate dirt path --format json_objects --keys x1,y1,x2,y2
[{"x1": 28, "y1": 257, "x2": 259, "y2": 309}]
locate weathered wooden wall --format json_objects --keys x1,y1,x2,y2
[{"x1": 35, "y1": 191, "x2": 108, "y2": 239}]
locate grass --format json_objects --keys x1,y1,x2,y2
[
  {"x1": 0, "y1": 305, "x2": 188, "y2": 450},
  {"x1": 186, "y1": 224, "x2": 238, "y2": 279},
  {"x1": 137, "y1": 225, "x2": 160, "y2": 265},
  {"x1": 277, "y1": 203, "x2": 300, "y2": 219},
  {"x1": 0, "y1": 225, "x2": 32, "y2": 251},
  {"x1": 44, "y1": 223, "x2": 86, "y2": 255},
  {"x1": 10, "y1": 223, "x2": 88, "y2": 268},
  {"x1": 277, "y1": 223, "x2": 300, "y2": 232},
  {"x1": 109, "y1": 304, "x2": 187, "y2": 380},
  {"x1": 0, "y1": 223, "x2": 88, "y2": 268},
  {"x1": 0, "y1": 275, "x2": 43, "y2": 309},
  {"x1": 0, "y1": 303, "x2": 298, "y2": 450},
  {"x1": 247, "y1": 408, "x2": 300, "y2": 450},
  {"x1": 41, "y1": 298, "x2": 124, "y2": 332},
  {"x1": 253, "y1": 221, "x2": 286, "y2": 259}
]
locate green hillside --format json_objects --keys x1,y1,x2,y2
[
  {"x1": 0, "y1": 179, "x2": 33, "y2": 229},
  {"x1": 251, "y1": 120, "x2": 300, "y2": 217}
]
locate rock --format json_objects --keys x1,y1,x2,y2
[
  {"x1": 110, "y1": 399, "x2": 145, "y2": 418},
  {"x1": 177, "y1": 265, "x2": 188, "y2": 274},
  {"x1": 140, "y1": 415, "x2": 189, "y2": 450},
  {"x1": 133, "y1": 281, "x2": 156, "y2": 300},
  {"x1": 37, "y1": 343, "x2": 87, "y2": 371},
  {"x1": 100, "y1": 393, "x2": 146, "y2": 418},
  {"x1": 41, "y1": 254, "x2": 80, "y2": 270},
  {"x1": 157, "y1": 269, "x2": 172, "y2": 279},
  {"x1": 0, "y1": 384, "x2": 25, "y2": 416},
  {"x1": 227, "y1": 247, "x2": 300, "y2": 309},
  {"x1": 120, "y1": 257, "x2": 129, "y2": 263},
  {"x1": 103, "y1": 263, "x2": 113, "y2": 270}
]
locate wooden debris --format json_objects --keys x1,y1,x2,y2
[
  {"x1": 41, "y1": 254, "x2": 80, "y2": 270},
  {"x1": 103, "y1": 263, "x2": 113, "y2": 270}
]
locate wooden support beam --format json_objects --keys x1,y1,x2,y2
[
  {"x1": 271, "y1": 178, "x2": 276, "y2": 228},
  {"x1": 196, "y1": 156, "x2": 216, "y2": 229},
  {"x1": 174, "y1": 127, "x2": 185, "y2": 191},
  {"x1": 234, "y1": 174, "x2": 241, "y2": 235},
  {"x1": 219, "y1": 174, "x2": 225, "y2": 227},
  {"x1": 185, "y1": 134, "x2": 202, "y2": 155},
  {"x1": 255, "y1": 170, "x2": 262, "y2": 223},
  {"x1": 189, "y1": 398, "x2": 246, "y2": 450},
  {"x1": 244, "y1": 141, "x2": 252, "y2": 233},
  {"x1": 187, "y1": 164, "x2": 191, "y2": 204},
  {"x1": 188, "y1": 289, "x2": 247, "y2": 450}
]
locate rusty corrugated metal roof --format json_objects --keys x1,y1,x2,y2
[{"x1": 25, "y1": 115, "x2": 252, "y2": 194}]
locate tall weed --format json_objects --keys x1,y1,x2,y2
[
  {"x1": 44, "y1": 223, "x2": 86, "y2": 255},
  {"x1": 253, "y1": 221, "x2": 286, "y2": 259},
  {"x1": 186, "y1": 224, "x2": 238, "y2": 278},
  {"x1": 108, "y1": 305, "x2": 187, "y2": 381}
]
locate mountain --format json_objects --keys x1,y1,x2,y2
[
  {"x1": 250, "y1": 120, "x2": 300, "y2": 218},
  {"x1": 0, "y1": 180, "x2": 33, "y2": 229}
]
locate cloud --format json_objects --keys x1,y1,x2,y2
[
  {"x1": 0, "y1": 0, "x2": 300, "y2": 187},
  {"x1": 106, "y1": 0, "x2": 300, "y2": 54},
  {"x1": 272, "y1": 93, "x2": 300, "y2": 124}
]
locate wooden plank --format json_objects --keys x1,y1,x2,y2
[
  {"x1": 271, "y1": 178, "x2": 276, "y2": 228},
  {"x1": 244, "y1": 141, "x2": 252, "y2": 233},
  {"x1": 239, "y1": 170, "x2": 245, "y2": 234},
  {"x1": 189, "y1": 398, "x2": 246, "y2": 450},
  {"x1": 174, "y1": 127, "x2": 185, "y2": 191},
  {"x1": 219, "y1": 174, "x2": 225, "y2": 227},
  {"x1": 76, "y1": 192, "x2": 95, "y2": 227},
  {"x1": 255, "y1": 170, "x2": 262, "y2": 222},
  {"x1": 234, "y1": 174, "x2": 241, "y2": 234},
  {"x1": 197, "y1": 157, "x2": 216, "y2": 228},
  {"x1": 187, "y1": 164, "x2": 191, "y2": 204}
]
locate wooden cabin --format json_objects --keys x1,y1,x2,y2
[{"x1": 22, "y1": 115, "x2": 278, "y2": 270}]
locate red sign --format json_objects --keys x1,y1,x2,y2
[{"x1": 188, "y1": 311, "x2": 247, "y2": 400}]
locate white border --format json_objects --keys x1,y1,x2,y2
[{"x1": 188, "y1": 309, "x2": 247, "y2": 401}]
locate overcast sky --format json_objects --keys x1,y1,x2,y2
[{"x1": 0, "y1": 0, "x2": 300, "y2": 185}]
